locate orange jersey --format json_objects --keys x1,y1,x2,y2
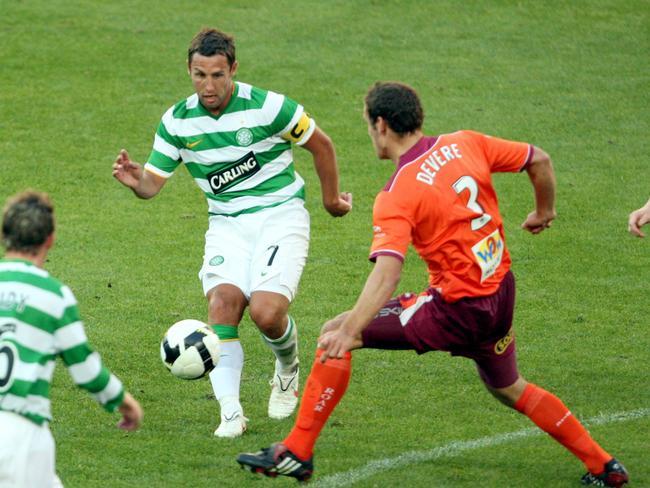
[{"x1": 370, "y1": 130, "x2": 533, "y2": 302}]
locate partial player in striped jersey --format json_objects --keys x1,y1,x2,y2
[
  {"x1": 0, "y1": 191, "x2": 143, "y2": 487},
  {"x1": 113, "y1": 28, "x2": 352, "y2": 438}
]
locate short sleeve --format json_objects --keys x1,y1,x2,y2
[
  {"x1": 281, "y1": 112, "x2": 316, "y2": 146},
  {"x1": 467, "y1": 131, "x2": 532, "y2": 173},
  {"x1": 369, "y1": 191, "x2": 414, "y2": 263},
  {"x1": 274, "y1": 94, "x2": 316, "y2": 146},
  {"x1": 146, "y1": 107, "x2": 183, "y2": 178}
]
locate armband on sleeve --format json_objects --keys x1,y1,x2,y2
[{"x1": 281, "y1": 113, "x2": 315, "y2": 146}]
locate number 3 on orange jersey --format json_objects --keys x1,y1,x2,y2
[{"x1": 453, "y1": 175, "x2": 492, "y2": 231}]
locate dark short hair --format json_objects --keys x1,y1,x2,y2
[
  {"x1": 188, "y1": 28, "x2": 236, "y2": 66},
  {"x1": 1, "y1": 191, "x2": 54, "y2": 254},
  {"x1": 365, "y1": 82, "x2": 424, "y2": 135}
]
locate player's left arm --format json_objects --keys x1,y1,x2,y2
[
  {"x1": 300, "y1": 126, "x2": 352, "y2": 217},
  {"x1": 318, "y1": 255, "x2": 403, "y2": 362},
  {"x1": 521, "y1": 146, "x2": 557, "y2": 234}
]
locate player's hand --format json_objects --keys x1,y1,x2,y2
[
  {"x1": 317, "y1": 328, "x2": 357, "y2": 363},
  {"x1": 324, "y1": 192, "x2": 352, "y2": 217},
  {"x1": 112, "y1": 149, "x2": 143, "y2": 189},
  {"x1": 117, "y1": 392, "x2": 143, "y2": 431},
  {"x1": 521, "y1": 210, "x2": 555, "y2": 234},
  {"x1": 628, "y1": 207, "x2": 650, "y2": 238}
]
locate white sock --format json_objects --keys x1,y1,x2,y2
[
  {"x1": 261, "y1": 315, "x2": 299, "y2": 375},
  {"x1": 209, "y1": 339, "x2": 244, "y2": 417}
]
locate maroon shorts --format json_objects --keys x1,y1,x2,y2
[{"x1": 361, "y1": 271, "x2": 518, "y2": 388}]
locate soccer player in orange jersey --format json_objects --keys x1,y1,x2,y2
[{"x1": 237, "y1": 82, "x2": 629, "y2": 487}]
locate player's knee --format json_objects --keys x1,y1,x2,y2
[
  {"x1": 486, "y1": 376, "x2": 527, "y2": 408},
  {"x1": 207, "y1": 287, "x2": 246, "y2": 324},
  {"x1": 249, "y1": 304, "x2": 285, "y2": 337},
  {"x1": 249, "y1": 292, "x2": 290, "y2": 337}
]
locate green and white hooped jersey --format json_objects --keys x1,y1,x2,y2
[
  {"x1": 0, "y1": 259, "x2": 125, "y2": 425},
  {"x1": 145, "y1": 81, "x2": 316, "y2": 217}
]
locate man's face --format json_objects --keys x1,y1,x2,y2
[
  {"x1": 364, "y1": 107, "x2": 388, "y2": 160},
  {"x1": 189, "y1": 53, "x2": 238, "y2": 114}
]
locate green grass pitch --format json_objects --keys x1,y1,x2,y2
[{"x1": 1, "y1": 1, "x2": 648, "y2": 487}]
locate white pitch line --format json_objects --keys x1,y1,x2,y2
[{"x1": 313, "y1": 407, "x2": 650, "y2": 487}]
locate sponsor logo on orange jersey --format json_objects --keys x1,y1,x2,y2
[{"x1": 472, "y1": 229, "x2": 504, "y2": 282}]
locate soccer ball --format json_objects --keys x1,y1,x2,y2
[{"x1": 160, "y1": 319, "x2": 220, "y2": 380}]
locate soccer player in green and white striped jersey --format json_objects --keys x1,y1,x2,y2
[
  {"x1": 0, "y1": 191, "x2": 143, "y2": 487},
  {"x1": 113, "y1": 28, "x2": 352, "y2": 438}
]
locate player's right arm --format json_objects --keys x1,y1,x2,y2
[
  {"x1": 318, "y1": 255, "x2": 403, "y2": 362},
  {"x1": 113, "y1": 149, "x2": 166, "y2": 199},
  {"x1": 57, "y1": 287, "x2": 143, "y2": 430},
  {"x1": 317, "y1": 188, "x2": 412, "y2": 362},
  {"x1": 628, "y1": 197, "x2": 650, "y2": 238},
  {"x1": 117, "y1": 392, "x2": 144, "y2": 431},
  {"x1": 521, "y1": 146, "x2": 556, "y2": 234}
]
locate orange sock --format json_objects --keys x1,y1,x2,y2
[
  {"x1": 515, "y1": 383, "x2": 611, "y2": 474},
  {"x1": 283, "y1": 349, "x2": 352, "y2": 460}
]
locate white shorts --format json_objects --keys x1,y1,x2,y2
[
  {"x1": 0, "y1": 411, "x2": 63, "y2": 488},
  {"x1": 199, "y1": 200, "x2": 310, "y2": 301}
]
